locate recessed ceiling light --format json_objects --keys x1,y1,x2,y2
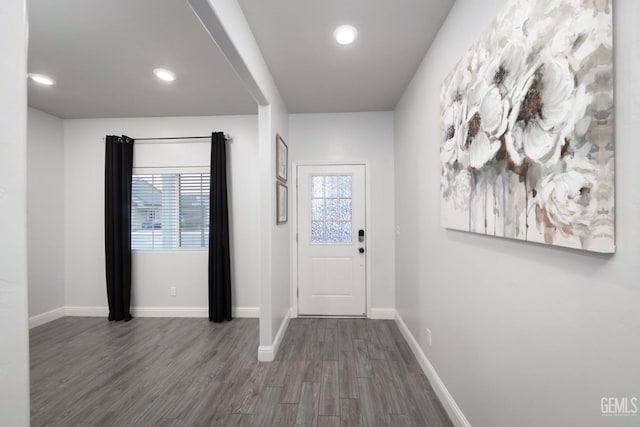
[
  {"x1": 153, "y1": 68, "x2": 176, "y2": 82},
  {"x1": 28, "y1": 73, "x2": 55, "y2": 86},
  {"x1": 334, "y1": 25, "x2": 358, "y2": 45}
]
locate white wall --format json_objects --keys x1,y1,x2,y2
[
  {"x1": 268, "y1": 101, "x2": 291, "y2": 345},
  {"x1": 0, "y1": 0, "x2": 30, "y2": 424},
  {"x1": 188, "y1": 0, "x2": 292, "y2": 355},
  {"x1": 63, "y1": 115, "x2": 260, "y2": 312},
  {"x1": 290, "y1": 112, "x2": 396, "y2": 311},
  {"x1": 257, "y1": 100, "x2": 291, "y2": 349},
  {"x1": 27, "y1": 108, "x2": 65, "y2": 317},
  {"x1": 394, "y1": 1, "x2": 640, "y2": 426}
]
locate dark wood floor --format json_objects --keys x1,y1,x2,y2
[{"x1": 30, "y1": 317, "x2": 452, "y2": 426}]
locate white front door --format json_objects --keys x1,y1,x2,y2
[{"x1": 297, "y1": 164, "x2": 366, "y2": 316}]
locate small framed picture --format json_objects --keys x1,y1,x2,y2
[
  {"x1": 276, "y1": 134, "x2": 288, "y2": 183},
  {"x1": 276, "y1": 181, "x2": 288, "y2": 225}
]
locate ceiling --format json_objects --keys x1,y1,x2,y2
[
  {"x1": 27, "y1": 0, "x2": 455, "y2": 119},
  {"x1": 238, "y1": 0, "x2": 455, "y2": 113},
  {"x1": 27, "y1": 0, "x2": 257, "y2": 119}
]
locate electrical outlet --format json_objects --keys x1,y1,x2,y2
[
  {"x1": 426, "y1": 328, "x2": 432, "y2": 346},
  {"x1": 395, "y1": 225, "x2": 401, "y2": 235},
  {"x1": 170, "y1": 286, "x2": 177, "y2": 297}
]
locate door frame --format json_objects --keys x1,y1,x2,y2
[{"x1": 291, "y1": 161, "x2": 372, "y2": 318}]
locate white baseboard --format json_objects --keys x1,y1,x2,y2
[
  {"x1": 395, "y1": 311, "x2": 471, "y2": 427},
  {"x1": 64, "y1": 306, "x2": 109, "y2": 317},
  {"x1": 132, "y1": 306, "x2": 208, "y2": 317},
  {"x1": 369, "y1": 308, "x2": 397, "y2": 319},
  {"x1": 131, "y1": 306, "x2": 259, "y2": 318},
  {"x1": 258, "y1": 307, "x2": 292, "y2": 362},
  {"x1": 233, "y1": 306, "x2": 260, "y2": 318},
  {"x1": 61, "y1": 306, "x2": 259, "y2": 319},
  {"x1": 29, "y1": 307, "x2": 66, "y2": 329}
]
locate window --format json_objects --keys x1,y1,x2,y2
[
  {"x1": 310, "y1": 175, "x2": 352, "y2": 243},
  {"x1": 131, "y1": 173, "x2": 210, "y2": 249}
]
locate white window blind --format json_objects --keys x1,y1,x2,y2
[
  {"x1": 131, "y1": 173, "x2": 210, "y2": 249},
  {"x1": 179, "y1": 173, "x2": 210, "y2": 248}
]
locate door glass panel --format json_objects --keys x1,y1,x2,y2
[
  {"x1": 339, "y1": 199, "x2": 352, "y2": 221},
  {"x1": 310, "y1": 175, "x2": 352, "y2": 243},
  {"x1": 311, "y1": 199, "x2": 324, "y2": 221},
  {"x1": 325, "y1": 176, "x2": 338, "y2": 198},
  {"x1": 312, "y1": 221, "x2": 324, "y2": 243},
  {"x1": 326, "y1": 222, "x2": 340, "y2": 242},
  {"x1": 340, "y1": 222, "x2": 352, "y2": 242},
  {"x1": 325, "y1": 199, "x2": 338, "y2": 221},
  {"x1": 339, "y1": 176, "x2": 352, "y2": 198},
  {"x1": 312, "y1": 176, "x2": 324, "y2": 198}
]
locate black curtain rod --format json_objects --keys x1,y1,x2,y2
[
  {"x1": 134, "y1": 135, "x2": 231, "y2": 141},
  {"x1": 102, "y1": 134, "x2": 232, "y2": 143}
]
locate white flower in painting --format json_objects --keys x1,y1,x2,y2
[
  {"x1": 463, "y1": 83, "x2": 510, "y2": 169},
  {"x1": 474, "y1": 21, "x2": 505, "y2": 75},
  {"x1": 451, "y1": 169, "x2": 473, "y2": 211},
  {"x1": 441, "y1": 67, "x2": 472, "y2": 167},
  {"x1": 484, "y1": 40, "x2": 528, "y2": 97},
  {"x1": 441, "y1": 65, "x2": 472, "y2": 108},
  {"x1": 463, "y1": 40, "x2": 490, "y2": 77},
  {"x1": 506, "y1": 55, "x2": 591, "y2": 167},
  {"x1": 536, "y1": 157, "x2": 598, "y2": 237},
  {"x1": 457, "y1": 39, "x2": 528, "y2": 170},
  {"x1": 441, "y1": 102, "x2": 469, "y2": 167}
]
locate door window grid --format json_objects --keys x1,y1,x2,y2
[{"x1": 311, "y1": 175, "x2": 352, "y2": 243}]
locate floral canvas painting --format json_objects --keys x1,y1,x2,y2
[{"x1": 440, "y1": 0, "x2": 614, "y2": 253}]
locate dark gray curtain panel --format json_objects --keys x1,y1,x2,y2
[
  {"x1": 208, "y1": 132, "x2": 232, "y2": 322},
  {"x1": 104, "y1": 135, "x2": 134, "y2": 322}
]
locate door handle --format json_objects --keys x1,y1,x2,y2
[{"x1": 359, "y1": 247, "x2": 365, "y2": 254}]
